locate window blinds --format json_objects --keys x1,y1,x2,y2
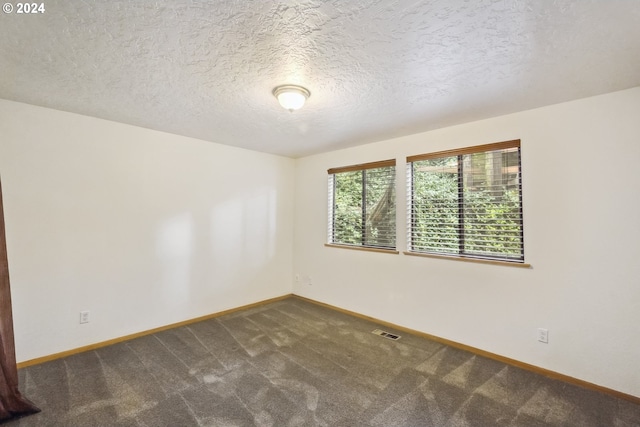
[
  {"x1": 407, "y1": 140, "x2": 524, "y2": 262},
  {"x1": 328, "y1": 160, "x2": 396, "y2": 249}
]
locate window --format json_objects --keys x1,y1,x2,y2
[
  {"x1": 328, "y1": 160, "x2": 396, "y2": 250},
  {"x1": 407, "y1": 140, "x2": 524, "y2": 263}
]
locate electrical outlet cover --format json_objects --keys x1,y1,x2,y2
[
  {"x1": 80, "y1": 311, "x2": 90, "y2": 324},
  {"x1": 537, "y1": 328, "x2": 548, "y2": 343}
]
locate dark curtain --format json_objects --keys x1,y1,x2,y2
[{"x1": 0, "y1": 180, "x2": 40, "y2": 421}]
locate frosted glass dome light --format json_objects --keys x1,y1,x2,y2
[{"x1": 273, "y1": 85, "x2": 310, "y2": 112}]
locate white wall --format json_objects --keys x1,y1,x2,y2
[
  {"x1": 293, "y1": 87, "x2": 640, "y2": 398},
  {"x1": 0, "y1": 99, "x2": 294, "y2": 362}
]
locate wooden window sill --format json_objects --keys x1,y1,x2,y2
[
  {"x1": 325, "y1": 243, "x2": 399, "y2": 255},
  {"x1": 403, "y1": 251, "x2": 531, "y2": 268}
]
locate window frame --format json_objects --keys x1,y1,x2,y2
[
  {"x1": 327, "y1": 159, "x2": 398, "y2": 253},
  {"x1": 406, "y1": 140, "x2": 527, "y2": 266}
]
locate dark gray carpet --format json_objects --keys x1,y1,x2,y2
[{"x1": 7, "y1": 297, "x2": 640, "y2": 426}]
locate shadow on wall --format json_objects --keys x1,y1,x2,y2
[
  {"x1": 155, "y1": 187, "x2": 279, "y2": 302},
  {"x1": 156, "y1": 212, "x2": 193, "y2": 304}
]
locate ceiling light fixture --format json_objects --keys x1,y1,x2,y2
[{"x1": 273, "y1": 85, "x2": 310, "y2": 112}]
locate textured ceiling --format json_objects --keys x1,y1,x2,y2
[{"x1": 1, "y1": 1, "x2": 639, "y2": 158}]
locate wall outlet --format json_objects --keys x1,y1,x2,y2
[
  {"x1": 537, "y1": 328, "x2": 548, "y2": 343},
  {"x1": 297, "y1": 274, "x2": 312, "y2": 286},
  {"x1": 80, "y1": 310, "x2": 90, "y2": 324}
]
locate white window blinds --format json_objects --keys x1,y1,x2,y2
[
  {"x1": 328, "y1": 160, "x2": 396, "y2": 250},
  {"x1": 407, "y1": 140, "x2": 524, "y2": 262}
]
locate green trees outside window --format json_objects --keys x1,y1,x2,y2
[
  {"x1": 327, "y1": 140, "x2": 523, "y2": 262},
  {"x1": 407, "y1": 140, "x2": 524, "y2": 262},
  {"x1": 328, "y1": 161, "x2": 396, "y2": 249}
]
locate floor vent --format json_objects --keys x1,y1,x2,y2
[{"x1": 372, "y1": 329, "x2": 401, "y2": 340}]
